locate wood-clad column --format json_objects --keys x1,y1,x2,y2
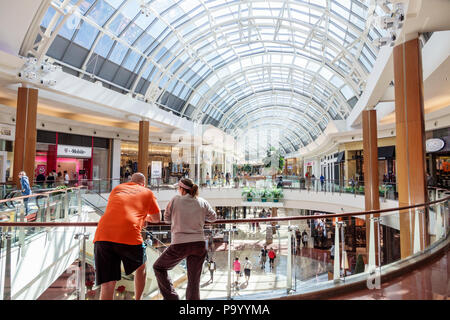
[
  {"x1": 393, "y1": 38, "x2": 429, "y2": 258},
  {"x1": 13, "y1": 87, "x2": 38, "y2": 188},
  {"x1": 362, "y1": 109, "x2": 380, "y2": 265},
  {"x1": 138, "y1": 120, "x2": 149, "y2": 184}
]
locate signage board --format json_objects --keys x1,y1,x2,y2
[
  {"x1": 0, "y1": 125, "x2": 14, "y2": 140},
  {"x1": 57, "y1": 144, "x2": 92, "y2": 158},
  {"x1": 151, "y1": 161, "x2": 162, "y2": 178},
  {"x1": 426, "y1": 138, "x2": 445, "y2": 153}
]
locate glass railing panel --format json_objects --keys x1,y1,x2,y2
[
  {"x1": 0, "y1": 225, "x2": 88, "y2": 300},
  {"x1": 0, "y1": 190, "x2": 448, "y2": 300}
]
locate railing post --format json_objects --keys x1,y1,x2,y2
[
  {"x1": 19, "y1": 199, "x2": 25, "y2": 257},
  {"x1": 63, "y1": 190, "x2": 69, "y2": 221},
  {"x1": 1, "y1": 227, "x2": 12, "y2": 300},
  {"x1": 333, "y1": 218, "x2": 340, "y2": 282},
  {"x1": 227, "y1": 227, "x2": 232, "y2": 300},
  {"x1": 77, "y1": 188, "x2": 82, "y2": 215},
  {"x1": 286, "y1": 223, "x2": 293, "y2": 293},
  {"x1": 413, "y1": 208, "x2": 421, "y2": 254},
  {"x1": 368, "y1": 215, "x2": 376, "y2": 271},
  {"x1": 75, "y1": 229, "x2": 89, "y2": 300}
]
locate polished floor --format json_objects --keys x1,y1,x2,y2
[{"x1": 329, "y1": 249, "x2": 449, "y2": 300}]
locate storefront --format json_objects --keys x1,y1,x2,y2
[
  {"x1": 0, "y1": 124, "x2": 15, "y2": 183},
  {"x1": 425, "y1": 127, "x2": 450, "y2": 187},
  {"x1": 120, "y1": 141, "x2": 173, "y2": 182},
  {"x1": 284, "y1": 157, "x2": 301, "y2": 176},
  {"x1": 35, "y1": 130, "x2": 111, "y2": 183},
  {"x1": 339, "y1": 137, "x2": 396, "y2": 186},
  {"x1": 320, "y1": 152, "x2": 338, "y2": 181}
]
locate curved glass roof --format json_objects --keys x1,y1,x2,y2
[{"x1": 34, "y1": 0, "x2": 390, "y2": 152}]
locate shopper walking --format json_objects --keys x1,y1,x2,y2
[
  {"x1": 233, "y1": 257, "x2": 241, "y2": 287},
  {"x1": 93, "y1": 173, "x2": 161, "y2": 300},
  {"x1": 243, "y1": 257, "x2": 253, "y2": 283},
  {"x1": 19, "y1": 171, "x2": 31, "y2": 214},
  {"x1": 268, "y1": 248, "x2": 276, "y2": 270},
  {"x1": 207, "y1": 259, "x2": 216, "y2": 283},
  {"x1": 302, "y1": 230, "x2": 309, "y2": 248},
  {"x1": 153, "y1": 178, "x2": 217, "y2": 300},
  {"x1": 260, "y1": 245, "x2": 268, "y2": 270}
]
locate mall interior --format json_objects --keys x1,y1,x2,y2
[{"x1": 0, "y1": 0, "x2": 448, "y2": 301}]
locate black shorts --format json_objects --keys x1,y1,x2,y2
[
  {"x1": 94, "y1": 241, "x2": 147, "y2": 286},
  {"x1": 244, "y1": 269, "x2": 251, "y2": 276}
]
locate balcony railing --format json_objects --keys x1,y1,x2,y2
[{"x1": 0, "y1": 184, "x2": 448, "y2": 300}]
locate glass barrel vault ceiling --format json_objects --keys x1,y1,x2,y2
[{"x1": 36, "y1": 0, "x2": 389, "y2": 153}]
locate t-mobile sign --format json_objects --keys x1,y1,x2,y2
[{"x1": 57, "y1": 144, "x2": 92, "y2": 158}]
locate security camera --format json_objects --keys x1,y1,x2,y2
[
  {"x1": 19, "y1": 71, "x2": 37, "y2": 80},
  {"x1": 40, "y1": 64, "x2": 59, "y2": 73},
  {"x1": 377, "y1": 15, "x2": 397, "y2": 30},
  {"x1": 40, "y1": 79, "x2": 57, "y2": 86},
  {"x1": 372, "y1": 34, "x2": 396, "y2": 48}
]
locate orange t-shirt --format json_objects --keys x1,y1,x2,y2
[{"x1": 93, "y1": 182, "x2": 160, "y2": 245}]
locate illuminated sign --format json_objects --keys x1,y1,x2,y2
[
  {"x1": 57, "y1": 144, "x2": 92, "y2": 158},
  {"x1": 426, "y1": 138, "x2": 445, "y2": 153}
]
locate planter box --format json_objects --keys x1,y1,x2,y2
[
  {"x1": 247, "y1": 198, "x2": 252, "y2": 202},
  {"x1": 261, "y1": 198, "x2": 267, "y2": 202},
  {"x1": 273, "y1": 199, "x2": 279, "y2": 203}
]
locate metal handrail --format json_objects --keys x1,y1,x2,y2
[
  {"x1": 0, "y1": 186, "x2": 87, "y2": 204},
  {"x1": 1, "y1": 195, "x2": 448, "y2": 228}
]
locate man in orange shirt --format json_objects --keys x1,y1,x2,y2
[{"x1": 93, "y1": 173, "x2": 160, "y2": 300}]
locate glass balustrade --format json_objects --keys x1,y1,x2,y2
[{"x1": 0, "y1": 186, "x2": 448, "y2": 300}]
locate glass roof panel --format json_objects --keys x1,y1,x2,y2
[{"x1": 38, "y1": 0, "x2": 387, "y2": 151}]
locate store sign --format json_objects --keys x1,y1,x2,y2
[
  {"x1": 151, "y1": 161, "x2": 162, "y2": 178},
  {"x1": 305, "y1": 161, "x2": 314, "y2": 166},
  {"x1": 0, "y1": 125, "x2": 14, "y2": 140},
  {"x1": 57, "y1": 144, "x2": 92, "y2": 158},
  {"x1": 426, "y1": 138, "x2": 445, "y2": 153}
]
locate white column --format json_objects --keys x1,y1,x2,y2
[
  {"x1": 333, "y1": 219, "x2": 340, "y2": 281},
  {"x1": 111, "y1": 139, "x2": 121, "y2": 188},
  {"x1": 368, "y1": 215, "x2": 376, "y2": 270}
]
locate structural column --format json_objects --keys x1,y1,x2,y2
[
  {"x1": 362, "y1": 109, "x2": 380, "y2": 265},
  {"x1": 393, "y1": 38, "x2": 429, "y2": 258},
  {"x1": 13, "y1": 87, "x2": 38, "y2": 188},
  {"x1": 138, "y1": 120, "x2": 149, "y2": 183}
]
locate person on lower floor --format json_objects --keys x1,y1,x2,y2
[
  {"x1": 153, "y1": 178, "x2": 217, "y2": 300},
  {"x1": 208, "y1": 258, "x2": 216, "y2": 283},
  {"x1": 243, "y1": 257, "x2": 253, "y2": 283},
  {"x1": 260, "y1": 245, "x2": 268, "y2": 269},
  {"x1": 93, "y1": 173, "x2": 161, "y2": 300},
  {"x1": 233, "y1": 257, "x2": 241, "y2": 287},
  {"x1": 19, "y1": 171, "x2": 31, "y2": 215}
]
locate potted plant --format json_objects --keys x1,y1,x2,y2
[
  {"x1": 260, "y1": 188, "x2": 270, "y2": 202},
  {"x1": 241, "y1": 187, "x2": 256, "y2": 201},
  {"x1": 272, "y1": 187, "x2": 284, "y2": 202}
]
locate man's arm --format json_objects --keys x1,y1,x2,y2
[{"x1": 146, "y1": 194, "x2": 161, "y2": 224}]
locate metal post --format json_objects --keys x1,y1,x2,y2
[
  {"x1": 19, "y1": 200, "x2": 25, "y2": 257},
  {"x1": 287, "y1": 223, "x2": 292, "y2": 293},
  {"x1": 333, "y1": 218, "x2": 340, "y2": 282},
  {"x1": 412, "y1": 208, "x2": 420, "y2": 254},
  {"x1": 1, "y1": 228, "x2": 12, "y2": 300},
  {"x1": 77, "y1": 188, "x2": 82, "y2": 215},
  {"x1": 227, "y1": 227, "x2": 232, "y2": 300},
  {"x1": 75, "y1": 229, "x2": 89, "y2": 300},
  {"x1": 340, "y1": 220, "x2": 346, "y2": 281}
]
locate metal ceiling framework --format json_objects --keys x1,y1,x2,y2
[{"x1": 22, "y1": 0, "x2": 389, "y2": 153}]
